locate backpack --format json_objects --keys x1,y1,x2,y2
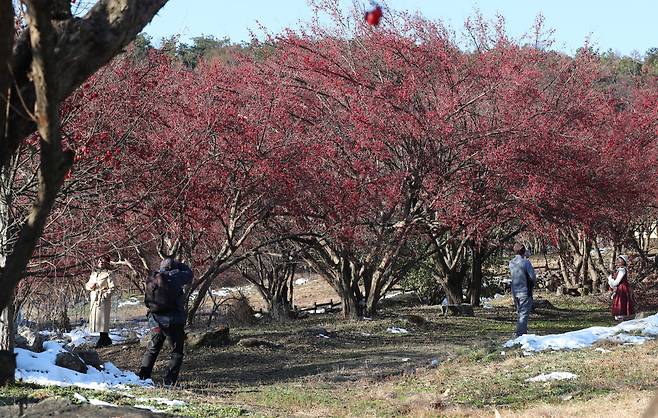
[{"x1": 144, "y1": 272, "x2": 179, "y2": 314}]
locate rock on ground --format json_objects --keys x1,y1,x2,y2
[
  {"x1": 237, "y1": 338, "x2": 282, "y2": 349},
  {"x1": 400, "y1": 314, "x2": 427, "y2": 326},
  {"x1": 15, "y1": 326, "x2": 45, "y2": 353},
  {"x1": 55, "y1": 351, "x2": 88, "y2": 374},
  {"x1": 0, "y1": 398, "x2": 167, "y2": 417},
  {"x1": 533, "y1": 298, "x2": 557, "y2": 310},
  {"x1": 71, "y1": 348, "x2": 102, "y2": 370},
  {"x1": 186, "y1": 325, "x2": 231, "y2": 348},
  {"x1": 440, "y1": 304, "x2": 475, "y2": 317}
]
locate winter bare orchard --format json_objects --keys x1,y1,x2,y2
[{"x1": 0, "y1": 0, "x2": 657, "y2": 389}]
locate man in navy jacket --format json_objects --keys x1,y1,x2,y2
[{"x1": 138, "y1": 258, "x2": 193, "y2": 386}]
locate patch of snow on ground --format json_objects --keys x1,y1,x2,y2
[
  {"x1": 504, "y1": 313, "x2": 658, "y2": 352},
  {"x1": 211, "y1": 289, "x2": 231, "y2": 297},
  {"x1": 136, "y1": 397, "x2": 186, "y2": 407},
  {"x1": 134, "y1": 404, "x2": 167, "y2": 413},
  {"x1": 308, "y1": 308, "x2": 326, "y2": 314},
  {"x1": 384, "y1": 291, "x2": 403, "y2": 299},
  {"x1": 526, "y1": 372, "x2": 578, "y2": 382},
  {"x1": 117, "y1": 297, "x2": 141, "y2": 308},
  {"x1": 73, "y1": 393, "x2": 88, "y2": 403},
  {"x1": 88, "y1": 399, "x2": 117, "y2": 407},
  {"x1": 15, "y1": 341, "x2": 153, "y2": 390},
  {"x1": 387, "y1": 327, "x2": 409, "y2": 334}
]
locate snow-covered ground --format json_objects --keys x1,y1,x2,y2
[
  {"x1": 15, "y1": 341, "x2": 152, "y2": 390},
  {"x1": 73, "y1": 392, "x2": 186, "y2": 413},
  {"x1": 63, "y1": 326, "x2": 149, "y2": 347},
  {"x1": 117, "y1": 297, "x2": 141, "y2": 308},
  {"x1": 481, "y1": 293, "x2": 504, "y2": 309},
  {"x1": 526, "y1": 372, "x2": 578, "y2": 382},
  {"x1": 505, "y1": 313, "x2": 658, "y2": 352},
  {"x1": 387, "y1": 327, "x2": 410, "y2": 334}
]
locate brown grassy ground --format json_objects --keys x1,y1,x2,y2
[{"x1": 84, "y1": 284, "x2": 658, "y2": 417}]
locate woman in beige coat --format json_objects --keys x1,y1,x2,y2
[{"x1": 85, "y1": 257, "x2": 116, "y2": 347}]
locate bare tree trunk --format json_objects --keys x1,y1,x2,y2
[
  {"x1": 269, "y1": 272, "x2": 293, "y2": 322},
  {"x1": 186, "y1": 270, "x2": 219, "y2": 326},
  {"x1": 269, "y1": 288, "x2": 292, "y2": 322},
  {"x1": 340, "y1": 285, "x2": 360, "y2": 320},
  {"x1": 437, "y1": 271, "x2": 464, "y2": 304},
  {"x1": 468, "y1": 245, "x2": 484, "y2": 306}
]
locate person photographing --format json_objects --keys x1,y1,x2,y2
[{"x1": 138, "y1": 257, "x2": 193, "y2": 386}]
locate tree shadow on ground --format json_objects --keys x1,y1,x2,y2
[{"x1": 104, "y1": 294, "x2": 618, "y2": 390}]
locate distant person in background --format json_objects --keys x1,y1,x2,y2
[
  {"x1": 138, "y1": 257, "x2": 193, "y2": 387},
  {"x1": 608, "y1": 255, "x2": 635, "y2": 320},
  {"x1": 85, "y1": 256, "x2": 117, "y2": 347},
  {"x1": 509, "y1": 243, "x2": 536, "y2": 337}
]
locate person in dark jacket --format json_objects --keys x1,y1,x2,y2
[
  {"x1": 509, "y1": 243, "x2": 536, "y2": 337},
  {"x1": 138, "y1": 258, "x2": 193, "y2": 386}
]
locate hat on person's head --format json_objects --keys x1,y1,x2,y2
[
  {"x1": 617, "y1": 255, "x2": 628, "y2": 266},
  {"x1": 512, "y1": 243, "x2": 526, "y2": 255},
  {"x1": 159, "y1": 257, "x2": 175, "y2": 272}
]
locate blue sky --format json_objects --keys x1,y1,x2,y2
[{"x1": 144, "y1": 1, "x2": 657, "y2": 56}]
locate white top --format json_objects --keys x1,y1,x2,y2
[{"x1": 607, "y1": 267, "x2": 627, "y2": 288}]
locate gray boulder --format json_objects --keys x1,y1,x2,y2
[
  {"x1": 635, "y1": 311, "x2": 653, "y2": 320},
  {"x1": 0, "y1": 398, "x2": 167, "y2": 417},
  {"x1": 71, "y1": 349, "x2": 102, "y2": 370},
  {"x1": 533, "y1": 298, "x2": 557, "y2": 310},
  {"x1": 400, "y1": 314, "x2": 426, "y2": 326},
  {"x1": 55, "y1": 351, "x2": 88, "y2": 374},
  {"x1": 15, "y1": 326, "x2": 45, "y2": 352},
  {"x1": 237, "y1": 338, "x2": 281, "y2": 349},
  {"x1": 186, "y1": 325, "x2": 230, "y2": 348},
  {"x1": 440, "y1": 304, "x2": 475, "y2": 317}
]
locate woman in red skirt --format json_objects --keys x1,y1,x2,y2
[{"x1": 608, "y1": 255, "x2": 635, "y2": 320}]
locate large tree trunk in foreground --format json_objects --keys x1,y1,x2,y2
[
  {"x1": 0, "y1": 0, "x2": 168, "y2": 386},
  {"x1": 0, "y1": 0, "x2": 169, "y2": 313}
]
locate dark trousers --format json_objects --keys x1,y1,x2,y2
[
  {"x1": 513, "y1": 293, "x2": 533, "y2": 337},
  {"x1": 139, "y1": 323, "x2": 185, "y2": 384}
]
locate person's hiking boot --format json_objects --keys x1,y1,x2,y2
[
  {"x1": 96, "y1": 332, "x2": 113, "y2": 347},
  {"x1": 137, "y1": 367, "x2": 152, "y2": 381}
]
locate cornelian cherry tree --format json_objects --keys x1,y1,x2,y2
[
  {"x1": 264, "y1": 9, "x2": 510, "y2": 317},
  {"x1": 71, "y1": 47, "x2": 317, "y2": 324}
]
